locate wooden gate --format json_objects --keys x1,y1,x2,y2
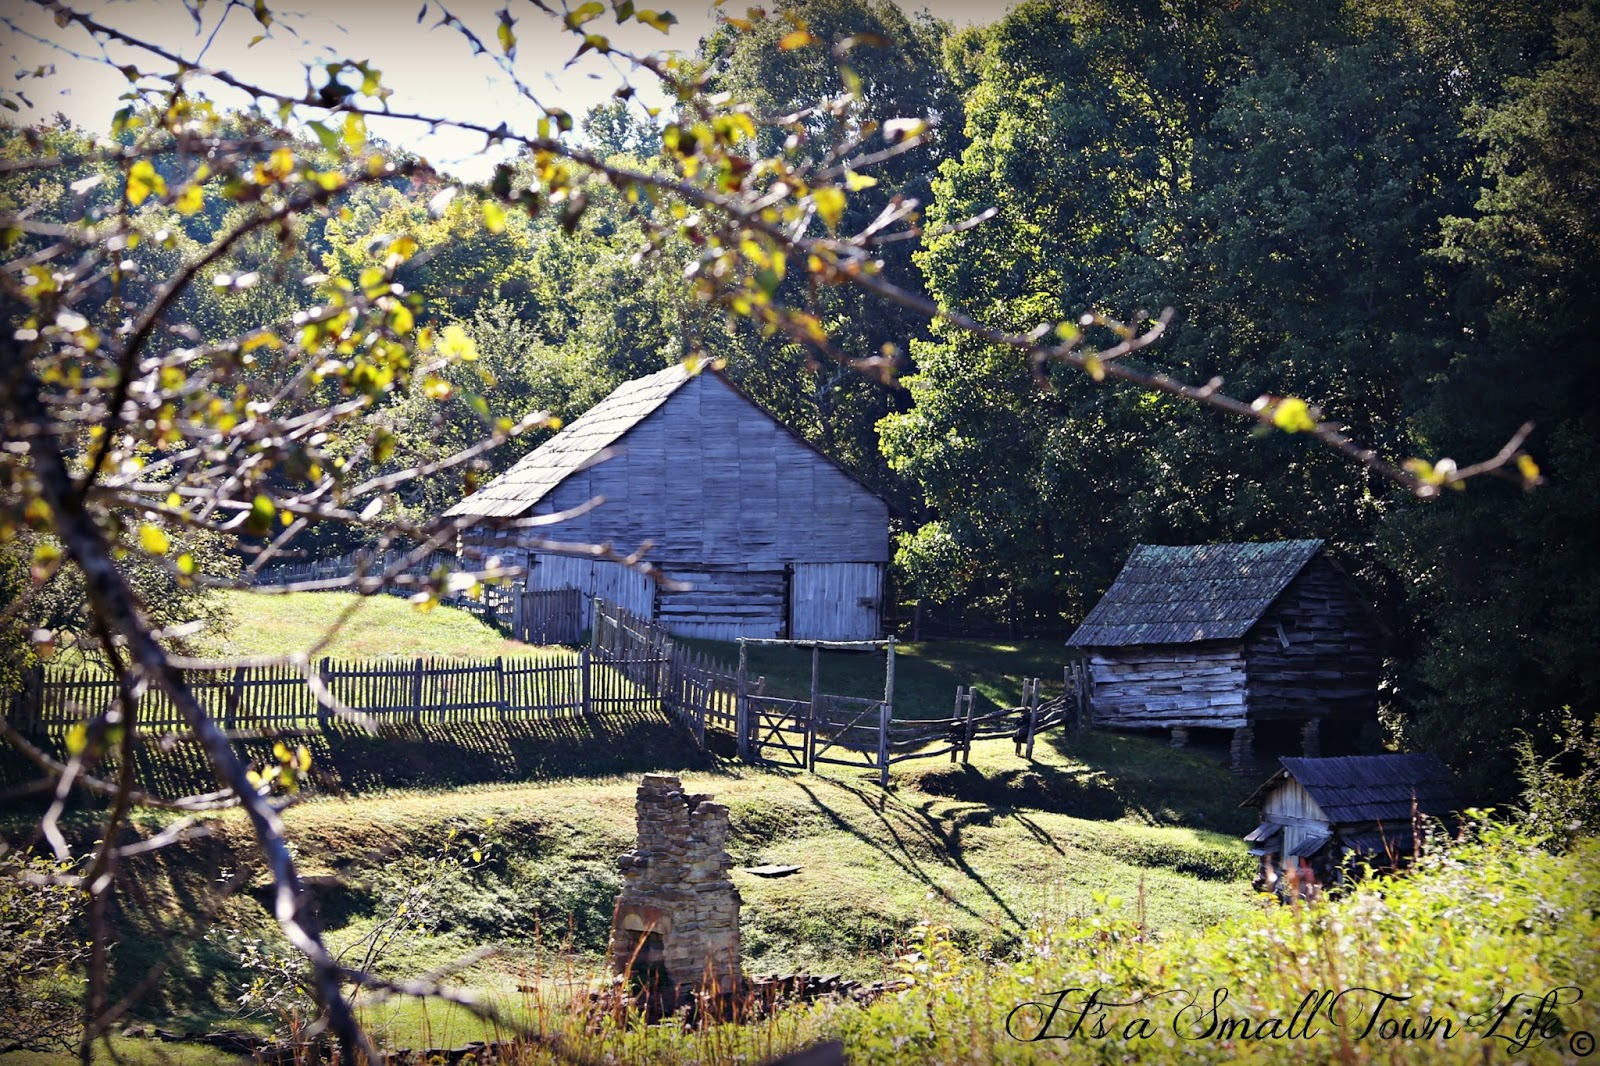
[
  {"x1": 808, "y1": 694, "x2": 887, "y2": 773},
  {"x1": 749, "y1": 694, "x2": 810, "y2": 768},
  {"x1": 513, "y1": 587, "x2": 584, "y2": 645}
]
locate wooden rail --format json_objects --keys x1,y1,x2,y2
[{"x1": 587, "y1": 599, "x2": 1087, "y2": 786}]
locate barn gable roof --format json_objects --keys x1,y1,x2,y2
[
  {"x1": 1066, "y1": 540, "x2": 1326, "y2": 647},
  {"x1": 445, "y1": 363, "x2": 692, "y2": 519},
  {"x1": 1243, "y1": 754, "x2": 1460, "y2": 825}
]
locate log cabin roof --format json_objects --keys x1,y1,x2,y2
[
  {"x1": 1242, "y1": 753, "x2": 1460, "y2": 825},
  {"x1": 1066, "y1": 540, "x2": 1326, "y2": 647},
  {"x1": 445, "y1": 364, "x2": 879, "y2": 520}
]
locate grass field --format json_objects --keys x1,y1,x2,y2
[
  {"x1": 2, "y1": 592, "x2": 1270, "y2": 1063},
  {"x1": 192, "y1": 590, "x2": 540, "y2": 660},
  {"x1": 1, "y1": 719, "x2": 1260, "y2": 1060}
]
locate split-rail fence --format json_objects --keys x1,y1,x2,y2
[{"x1": 590, "y1": 599, "x2": 1086, "y2": 785}]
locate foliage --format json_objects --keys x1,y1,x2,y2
[
  {"x1": 1516, "y1": 709, "x2": 1600, "y2": 850},
  {"x1": 0, "y1": 857, "x2": 89, "y2": 1055}
]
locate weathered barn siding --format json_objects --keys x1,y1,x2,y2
[
  {"x1": 524, "y1": 555, "x2": 654, "y2": 630},
  {"x1": 1260, "y1": 777, "x2": 1330, "y2": 855},
  {"x1": 455, "y1": 368, "x2": 888, "y2": 640},
  {"x1": 791, "y1": 562, "x2": 882, "y2": 641},
  {"x1": 1244, "y1": 556, "x2": 1381, "y2": 723},
  {"x1": 1087, "y1": 644, "x2": 1248, "y2": 729}
]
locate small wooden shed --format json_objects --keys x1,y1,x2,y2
[
  {"x1": 446, "y1": 364, "x2": 889, "y2": 641},
  {"x1": 1065, "y1": 540, "x2": 1382, "y2": 769},
  {"x1": 1241, "y1": 753, "x2": 1459, "y2": 896}
]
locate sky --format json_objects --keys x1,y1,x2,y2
[{"x1": 4, "y1": 0, "x2": 1014, "y2": 180}]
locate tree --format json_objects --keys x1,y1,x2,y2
[{"x1": 0, "y1": 1, "x2": 1539, "y2": 1061}]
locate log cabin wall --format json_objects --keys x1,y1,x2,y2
[
  {"x1": 459, "y1": 370, "x2": 888, "y2": 640},
  {"x1": 1243, "y1": 556, "x2": 1381, "y2": 726},
  {"x1": 1086, "y1": 643, "x2": 1249, "y2": 730}
]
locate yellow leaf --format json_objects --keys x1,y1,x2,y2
[
  {"x1": 482, "y1": 199, "x2": 507, "y2": 234},
  {"x1": 438, "y1": 323, "x2": 479, "y2": 362},
  {"x1": 778, "y1": 29, "x2": 815, "y2": 49},
  {"x1": 139, "y1": 523, "x2": 170, "y2": 555},
  {"x1": 813, "y1": 186, "x2": 846, "y2": 231},
  {"x1": 174, "y1": 183, "x2": 204, "y2": 215},
  {"x1": 297, "y1": 745, "x2": 312, "y2": 771},
  {"x1": 843, "y1": 170, "x2": 878, "y2": 192},
  {"x1": 1271, "y1": 397, "x2": 1317, "y2": 433},
  {"x1": 126, "y1": 159, "x2": 166, "y2": 206},
  {"x1": 1516, "y1": 454, "x2": 1540, "y2": 482},
  {"x1": 1083, "y1": 354, "x2": 1105, "y2": 382},
  {"x1": 66, "y1": 722, "x2": 88, "y2": 756},
  {"x1": 389, "y1": 303, "x2": 415, "y2": 335},
  {"x1": 177, "y1": 553, "x2": 195, "y2": 576},
  {"x1": 267, "y1": 146, "x2": 295, "y2": 179},
  {"x1": 424, "y1": 375, "x2": 454, "y2": 400},
  {"x1": 636, "y1": 8, "x2": 677, "y2": 31},
  {"x1": 344, "y1": 112, "x2": 367, "y2": 150}
]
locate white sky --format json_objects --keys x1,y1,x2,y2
[{"x1": 4, "y1": 0, "x2": 1011, "y2": 180}]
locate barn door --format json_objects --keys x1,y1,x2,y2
[{"x1": 789, "y1": 562, "x2": 883, "y2": 640}]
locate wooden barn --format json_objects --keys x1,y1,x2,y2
[
  {"x1": 1065, "y1": 540, "x2": 1382, "y2": 770},
  {"x1": 1242, "y1": 753, "x2": 1460, "y2": 896},
  {"x1": 445, "y1": 364, "x2": 890, "y2": 641}
]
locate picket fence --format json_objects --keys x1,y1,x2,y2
[{"x1": 8, "y1": 649, "x2": 664, "y2": 739}]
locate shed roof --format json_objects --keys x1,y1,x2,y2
[
  {"x1": 1242, "y1": 753, "x2": 1460, "y2": 825},
  {"x1": 1066, "y1": 540, "x2": 1325, "y2": 647},
  {"x1": 446, "y1": 363, "x2": 693, "y2": 519}
]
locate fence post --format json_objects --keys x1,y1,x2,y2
[
  {"x1": 879, "y1": 636, "x2": 896, "y2": 788},
  {"x1": 949, "y1": 686, "x2": 963, "y2": 764},
  {"x1": 411, "y1": 657, "x2": 425, "y2": 730},
  {"x1": 736, "y1": 639, "x2": 750, "y2": 762},
  {"x1": 590, "y1": 597, "x2": 604, "y2": 654},
  {"x1": 806, "y1": 644, "x2": 821, "y2": 772},
  {"x1": 1030, "y1": 675, "x2": 1043, "y2": 758},
  {"x1": 315, "y1": 660, "x2": 330, "y2": 733},
  {"x1": 962, "y1": 689, "x2": 976, "y2": 764},
  {"x1": 495, "y1": 656, "x2": 507, "y2": 724},
  {"x1": 580, "y1": 646, "x2": 592, "y2": 716}
]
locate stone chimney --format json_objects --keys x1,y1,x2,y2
[{"x1": 607, "y1": 774, "x2": 742, "y2": 1006}]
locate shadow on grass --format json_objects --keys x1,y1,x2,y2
[
  {"x1": 1, "y1": 708, "x2": 718, "y2": 806},
  {"x1": 792, "y1": 776, "x2": 1025, "y2": 933},
  {"x1": 905, "y1": 729, "x2": 1257, "y2": 836}
]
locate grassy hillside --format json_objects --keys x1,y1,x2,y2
[
  {"x1": 1, "y1": 724, "x2": 1260, "y2": 1056},
  {"x1": 193, "y1": 591, "x2": 542, "y2": 660}
]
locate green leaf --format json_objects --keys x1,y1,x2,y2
[
  {"x1": 307, "y1": 120, "x2": 341, "y2": 151},
  {"x1": 245, "y1": 495, "x2": 275, "y2": 537}
]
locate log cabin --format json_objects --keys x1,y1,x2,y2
[
  {"x1": 1241, "y1": 753, "x2": 1460, "y2": 897},
  {"x1": 445, "y1": 364, "x2": 889, "y2": 641},
  {"x1": 1066, "y1": 540, "x2": 1383, "y2": 770}
]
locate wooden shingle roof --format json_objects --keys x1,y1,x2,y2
[
  {"x1": 444, "y1": 364, "x2": 694, "y2": 519},
  {"x1": 1066, "y1": 540, "x2": 1325, "y2": 647},
  {"x1": 1244, "y1": 754, "x2": 1460, "y2": 825}
]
